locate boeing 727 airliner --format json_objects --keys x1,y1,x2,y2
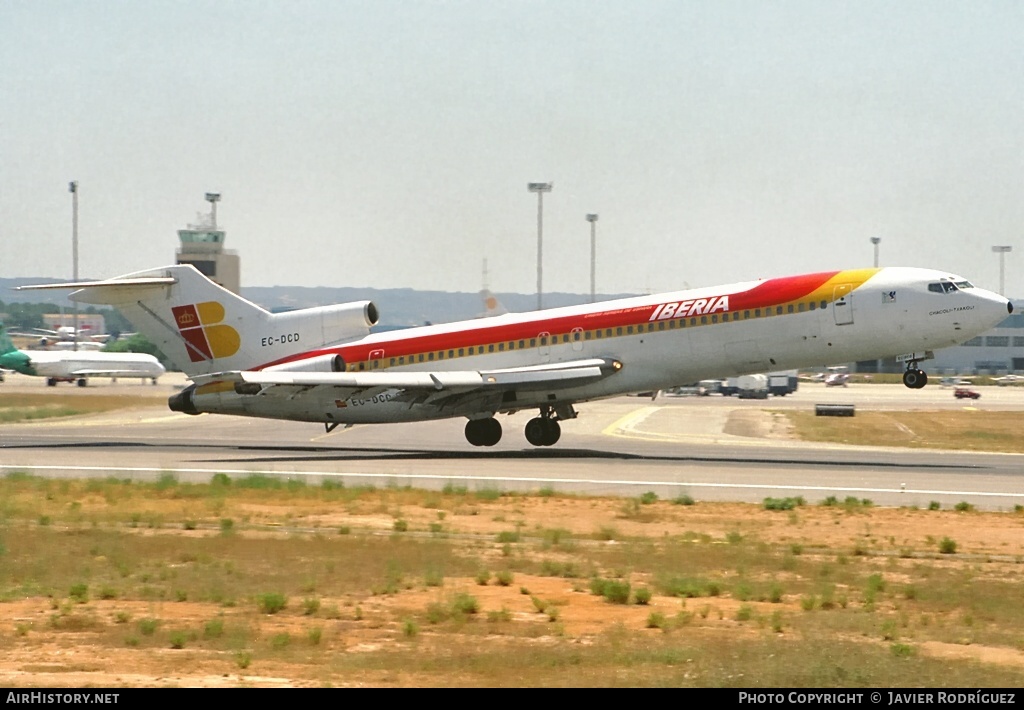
[{"x1": 23, "y1": 265, "x2": 1011, "y2": 446}]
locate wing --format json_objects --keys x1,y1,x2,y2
[{"x1": 192, "y1": 357, "x2": 622, "y2": 415}]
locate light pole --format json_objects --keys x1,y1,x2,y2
[
  {"x1": 69, "y1": 181, "x2": 79, "y2": 351},
  {"x1": 528, "y1": 182, "x2": 552, "y2": 310},
  {"x1": 992, "y1": 246, "x2": 1012, "y2": 296},
  {"x1": 870, "y1": 237, "x2": 881, "y2": 268},
  {"x1": 586, "y1": 214, "x2": 599, "y2": 303}
]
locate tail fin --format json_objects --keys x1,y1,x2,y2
[
  {"x1": 478, "y1": 289, "x2": 509, "y2": 318},
  {"x1": 0, "y1": 325, "x2": 18, "y2": 356},
  {"x1": 22, "y1": 265, "x2": 378, "y2": 376}
]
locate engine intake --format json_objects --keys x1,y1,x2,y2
[{"x1": 269, "y1": 301, "x2": 379, "y2": 347}]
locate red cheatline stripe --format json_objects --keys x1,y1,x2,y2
[
  {"x1": 729, "y1": 271, "x2": 838, "y2": 311},
  {"x1": 256, "y1": 270, "x2": 846, "y2": 371}
]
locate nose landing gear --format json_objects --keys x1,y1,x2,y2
[{"x1": 902, "y1": 362, "x2": 928, "y2": 389}]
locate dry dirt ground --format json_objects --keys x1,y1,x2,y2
[
  {"x1": 2, "y1": 490, "x2": 1024, "y2": 687},
  {"x1": 2, "y1": 384, "x2": 1022, "y2": 686}
]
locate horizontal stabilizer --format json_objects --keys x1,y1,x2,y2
[{"x1": 18, "y1": 277, "x2": 177, "y2": 306}]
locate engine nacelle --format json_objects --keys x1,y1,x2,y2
[
  {"x1": 262, "y1": 353, "x2": 345, "y2": 373},
  {"x1": 268, "y1": 301, "x2": 379, "y2": 348}
]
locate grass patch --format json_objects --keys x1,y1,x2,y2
[
  {"x1": 257, "y1": 593, "x2": 288, "y2": 614},
  {"x1": 763, "y1": 497, "x2": 804, "y2": 511},
  {"x1": 1, "y1": 472, "x2": 1023, "y2": 686},
  {"x1": 590, "y1": 577, "x2": 631, "y2": 604},
  {"x1": 0, "y1": 394, "x2": 156, "y2": 422},
  {"x1": 785, "y1": 410, "x2": 1024, "y2": 453}
]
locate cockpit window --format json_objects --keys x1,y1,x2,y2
[
  {"x1": 928, "y1": 281, "x2": 960, "y2": 294},
  {"x1": 954, "y1": 280, "x2": 974, "y2": 289}
]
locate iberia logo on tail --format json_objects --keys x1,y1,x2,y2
[{"x1": 172, "y1": 302, "x2": 241, "y2": 362}]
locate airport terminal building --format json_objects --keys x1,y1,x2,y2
[{"x1": 857, "y1": 298, "x2": 1024, "y2": 376}]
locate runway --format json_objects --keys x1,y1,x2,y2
[{"x1": 2, "y1": 372, "x2": 1023, "y2": 510}]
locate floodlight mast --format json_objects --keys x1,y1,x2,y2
[
  {"x1": 992, "y1": 245, "x2": 1012, "y2": 296},
  {"x1": 527, "y1": 182, "x2": 553, "y2": 310},
  {"x1": 870, "y1": 237, "x2": 881, "y2": 268},
  {"x1": 586, "y1": 214, "x2": 599, "y2": 303},
  {"x1": 69, "y1": 181, "x2": 79, "y2": 351}
]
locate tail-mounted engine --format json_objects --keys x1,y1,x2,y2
[
  {"x1": 268, "y1": 301, "x2": 379, "y2": 348},
  {"x1": 263, "y1": 353, "x2": 345, "y2": 373}
]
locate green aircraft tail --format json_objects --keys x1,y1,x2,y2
[{"x1": 0, "y1": 325, "x2": 18, "y2": 356}]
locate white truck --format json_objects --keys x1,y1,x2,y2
[
  {"x1": 736, "y1": 373, "x2": 769, "y2": 399},
  {"x1": 722, "y1": 370, "x2": 797, "y2": 397}
]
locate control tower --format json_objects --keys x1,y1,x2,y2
[{"x1": 175, "y1": 192, "x2": 240, "y2": 294}]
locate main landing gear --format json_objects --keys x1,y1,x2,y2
[
  {"x1": 465, "y1": 417, "x2": 503, "y2": 447},
  {"x1": 463, "y1": 405, "x2": 574, "y2": 447},
  {"x1": 524, "y1": 413, "x2": 560, "y2": 447},
  {"x1": 902, "y1": 362, "x2": 928, "y2": 389}
]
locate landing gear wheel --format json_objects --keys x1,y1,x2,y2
[
  {"x1": 525, "y1": 418, "x2": 546, "y2": 446},
  {"x1": 525, "y1": 417, "x2": 561, "y2": 446},
  {"x1": 77, "y1": 378, "x2": 87, "y2": 388},
  {"x1": 464, "y1": 417, "x2": 502, "y2": 447},
  {"x1": 543, "y1": 419, "x2": 561, "y2": 446},
  {"x1": 902, "y1": 367, "x2": 928, "y2": 389},
  {"x1": 46, "y1": 378, "x2": 57, "y2": 387}
]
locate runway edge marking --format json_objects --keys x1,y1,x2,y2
[{"x1": 2, "y1": 464, "x2": 1022, "y2": 500}]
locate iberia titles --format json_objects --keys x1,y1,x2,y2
[{"x1": 649, "y1": 296, "x2": 729, "y2": 321}]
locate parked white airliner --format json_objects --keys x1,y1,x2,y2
[
  {"x1": 0, "y1": 327, "x2": 165, "y2": 386},
  {"x1": 24, "y1": 265, "x2": 1011, "y2": 445}
]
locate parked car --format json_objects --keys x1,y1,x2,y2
[{"x1": 954, "y1": 388, "x2": 981, "y2": 400}]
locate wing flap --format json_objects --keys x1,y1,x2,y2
[
  {"x1": 197, "y1": 370, "x2": 485, "y2": 390},
  {"x1": 192, "y1": 357, "x2": 622, "y2": 401}
]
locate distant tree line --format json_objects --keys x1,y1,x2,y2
[
  {"x1": 104, "y1": 332, "x2": 170, "y2": 367},
  {"x1": 0, "y1": 300, "x2": 172, "y2": 369},
  {"x1": 0, "y1": 300, "x2": 135, "y2": 337}
]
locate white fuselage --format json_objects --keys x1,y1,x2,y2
[
  {"x1": 187, "y1": 267, "x2": 1011, "y2": 425},
  {"x1": 25, "y1": 351, "x2": 165, "y2": 380}
]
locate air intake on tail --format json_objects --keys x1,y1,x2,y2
[{"x1": 263, "y1": 353, "x2": 345, "y2": 373}]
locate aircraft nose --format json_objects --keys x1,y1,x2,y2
[{"x1": 977, "y1": 289, "x2": 1014, "y2": 326}]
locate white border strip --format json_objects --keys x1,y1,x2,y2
[{"x1": 2, "y1": 464, "x2": 1021, "y2": 500}]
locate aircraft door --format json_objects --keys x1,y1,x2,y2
[
  {"x1": 832, "y1": 285, "x2": 854, "y2": 326},
  {"x1": 538, "y1": 331, "x2": 551, "y2": 362},
  {"x1": 369, "y1": 348, "x2": 384, "y2": 369},
  {"x1": 571, "y1": 327, "x2": 583, "y2": 352}
]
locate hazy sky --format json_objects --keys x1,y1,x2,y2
[{"x1": 3, "y1": 1, "x2": 1023, "y2": 298}]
